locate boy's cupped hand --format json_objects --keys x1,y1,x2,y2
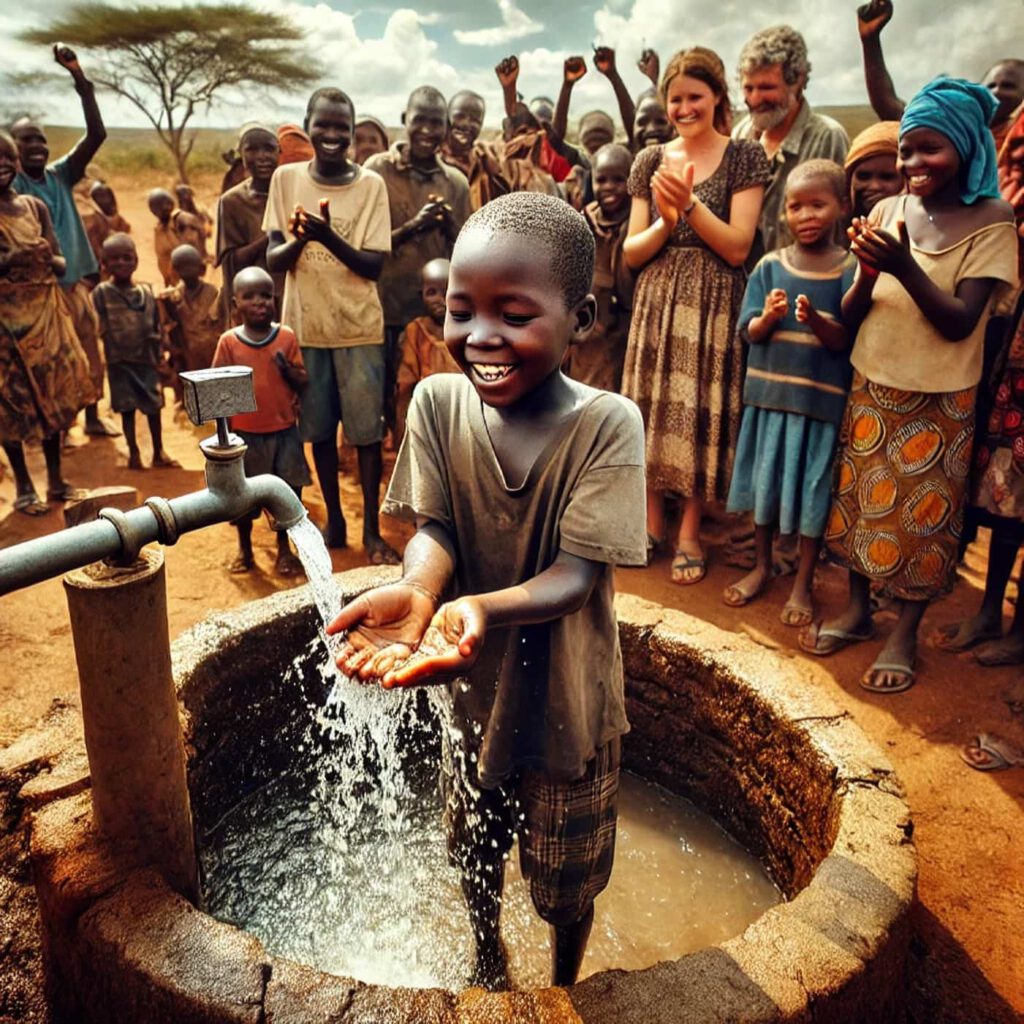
[
  {"x1": 378, "y1": 597, "x2": 486, "y2": 689},
  {"x1": 327, "y1": 582, "x2": 437, "y2": 681},
  {"x1": 289, "y1": 201, "x2": 334, "y2": 245}
]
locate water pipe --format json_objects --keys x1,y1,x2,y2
[{"x1": 0, "y1": 367, "x2": 307, "y2": 596}]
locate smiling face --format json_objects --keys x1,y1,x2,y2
[
  {"x1": 984, "y1": 61, "x2": 1024, "y2": 124},
  {"x1": 849, "y1": 153, "x2": 902, "y2": 216},
  {"x1": 90, "y1": 184, "x2": 117, "y2": 216},
  {"x1": 592, "y1": 147, "x2": 631, "y2": 217},
  {"x1": 353, "y1": 122, "x2": 387, "y2": 165},
  {"x1": 898, "y1": 127, "x2": 961, "y2": 200},
  {"x1": 665, "y1": 73, "x2": 719, "y2": 139},
  {"x1": 403, "y1": 94, "x2": 448, "y2": 165},
  {"x1": 448, "y1": 93, "x2": 485, "y2": 154},
  {"x1": 308, "y1": 97, "x2": 354, "y2": 170},
  {"x1": 742, "y1": 64, "x2": 799, "y2": 133},
  {"x1": 784, "y1": 176, "x2": 845, "y2": 248},
  {"x1": 240, "y1": 131, "x2": 280, "y2": 184},
  {"x1": 102, "y1": 236, "x2": 138, "y2": 284},
  {"x1": 11, "y1": 122, "x2": 48, "y2": 178},
  {"x1": 633, "y1": 95, "x2": 673, "y2": 148},
  {"x1": 445, "y1": 231, "x2": 591, "y2": 408},
  {"x1": 0, "y1": 135, "x2": 19, "y2": 193}
]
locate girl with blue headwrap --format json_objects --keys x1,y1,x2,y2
[{"x1": 799, "y1": 77, "x2": 1019, "y2": 696}]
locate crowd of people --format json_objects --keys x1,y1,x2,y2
[{"x1": 3, "y1": 3, "x2": 1024, "y2": 990}]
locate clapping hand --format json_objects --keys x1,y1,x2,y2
[
  {"x1": 564, "y1": 55, "x2": 587, "y2": 84},
  {"x1": 857, "y1": 0, "x2": 894, "y2": 39},
  {"x1": 651, "y1": 159, "x2": 695, "y2": 229},
  {"x1": 289, "y1": 198, "x2": 335, "y2": 245},
  {"x1": 849, "y1": 216, "x2": 911, "y2": 276},
  {"x1": 794, "y1": 294, "x2": 818, "y2": 323},
  {"x1": 764, "y1": 288, "x2": 789, "y2": 323}
]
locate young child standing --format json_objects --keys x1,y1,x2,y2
[
  {"x1": 81, "y1": 180, "x2": 131, "y2": 269},
  {"x1": 0, "y1": 129, "x2": 92, "y2": 515},
  {"x1": 148, "y1": 188, "x2": 206, "y2": 286},
  {"x1": 211, "y1": 267, "x2": 310, "y2": 577},
  {"x1": 802, "y1": 78, "x2": 1019, "y2": 694},
  {"x1": 92, "y1": 233, "x2": 179, "y2": 469},
  {"x1": 844, "y1": 121, "x2": 902, "y2": 221},
  {"x1": 565, "y1": 143, "x2": 635, "y2": 392},
  {"x1": 159, "y1": 243, "x2": 224, "y2": 373},
  {"x1": 216, "y1": 123, "x2": 282, "y2": 319},
  {"x1": 724, "y1": 160, "x2": 856, "y2": 625},
  {"x1": 327, "y1": 193, "x2": 647, "y2": 991},
  {"x1": 394, "y1": 258, "x2": 459, "y2": 444}
]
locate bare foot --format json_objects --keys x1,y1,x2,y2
[
  {"x1": 723, "y1": 564, "x2": 771, "y2": 607},
  {"x1": 322, "y1": 519, "x2": 347, "y2": 549},
  {"x1": 933, "y1": 614, "x2": 1003, "y2": 652},
  {"x1": 365, "y1": 534, "x2": 401, "y2": 565},
  {"x1": 128, "y1": 449, "x2": 144, "y2": 470},
  {"x1": 275, "y1": 549, "x2": 305, "y2": 578},
  {"x1": 151, "y1": 450, "x2": 181, "y2": 468},
  {"x1": 974, "y1": 633, "x2": 1024, "y2": 667},
  {"x1": 228, "y1": 551, "x2": 254, "y2": 574}
]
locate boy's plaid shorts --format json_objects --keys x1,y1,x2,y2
[{"x1": 440, "y1": 732, "x2": 621, "y2": 927}]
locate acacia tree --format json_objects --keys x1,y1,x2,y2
[{"x1": 22, "y1": 2, "x2": 321, "y2": 181}]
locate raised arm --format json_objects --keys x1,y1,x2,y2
[
  {"x1": 495, "y1": 56, "x2": 521, "y2": 120},
  {"x1": 594, "y1": 48, "x2": 636, "y2": 147},
  {"x1": 55, "y1": 46, "x2": 107, "y2": 185},
  {"x1": 554, "y1": 56, "x2": 587, "y2": 141},
  {"x1": 857, "y1": 1, "x2": 906, "y2": 121}
]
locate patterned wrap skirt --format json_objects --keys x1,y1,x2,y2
[{"x1": 825, "y1": 371, "x2": 976, "y2": 601}]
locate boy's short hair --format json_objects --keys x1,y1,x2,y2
[
  {"x1": 592, "y1": 143, "x2": 633, "y2": 170},
  {"x1": 786, "y1": 158, "x2": 846, "y2": 202},
  {"x1": 102, "y1": 232, "x2": 135, "y2": 254},
  {"x1": 458, "y1": 193, "x2": 595, "y2": 309},
  {"x1": 305, "y1": 87, "x2": 354, "y2": 121},
  {"x1": 407, "y1": 85, "x2": 447, "y2": 113},
  {"x1": 233, "y1": 266, "x2": 274, "y2": 292}
]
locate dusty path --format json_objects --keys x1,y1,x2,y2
[{"x1": 1, "y1": 172, "x2": 1022, "y2": 1021}]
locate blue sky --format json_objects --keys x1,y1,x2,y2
[{"x1": 2, "y1": 0, "x2": 1023, "y2": 129}]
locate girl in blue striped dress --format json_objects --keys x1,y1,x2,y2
[{"x1": 724, "y1": 160, "x2": 856, "y2": 625}]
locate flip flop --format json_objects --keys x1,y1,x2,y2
[
  {"x1": 860, "y1": 660, "x2": 915, "y2": 695},
  {"x1": 959, "y1": 733, "x2": 1024, "y2": 772},
  {"x1": 46, "y1": 484, "x2": 89, "y2": 502},
  {"x1": 798, "y1": 620, "x2": 874, "y2": 657},
  {"x1": 13, "y1": 493, "x2": 49, "y2": 516},
  {"x1": 780, "y1": 601, "x2": 814, "y2": 628},
  {"x1": 671, "y1": 549, "x2": 706, "y2": 585},
  {"x1": 723, "y1": 573, "x2": 769, "y2": 607}
]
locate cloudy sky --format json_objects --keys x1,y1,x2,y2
[{"x1": 2, "y1": 0, "x2": 1023, "y2": 129}]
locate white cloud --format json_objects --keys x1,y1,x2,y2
[{"x1": 453, "y1": 0, "x2": 543, "y2": 47}]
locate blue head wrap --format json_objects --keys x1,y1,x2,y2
[{"x1": 900, "y1": 76, "x2": 1001, "y2": 204}]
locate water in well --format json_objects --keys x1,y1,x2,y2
[{"x1": 198, "y1": 520, "x2": 782, "y2": 989}]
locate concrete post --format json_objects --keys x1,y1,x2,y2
[{"x1": 63, "y1": 549, "x2": 198, "y2": 902}]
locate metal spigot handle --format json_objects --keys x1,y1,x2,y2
[{"x1": 179, "y1": 367, "x2": 257, "y2": 427}]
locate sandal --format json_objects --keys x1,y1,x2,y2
[
  {"x1": 798, "y1": 619, "x2": 874, "y2": 657},
  {"x1": 780, "y1": 601, "x2": 814, "y2": 628},
  {"x1": 959, "y1": 733, "x2": 1024, "y2": 772},
  {"x1": 860, "y1": 659, "x2": 915, "y2": 695},
  {"x1": 722, "y1": 571, "x2": 770, "y2": 608},
  {"x1": 46, "y1": 483, "x2": 88, "y2": 502},
  {"x1": 13, "y1": 492, "x2": 49, "y2": 516},
  {"x1": 671, "y1": 548, "x2": 706, "y2": 586}
]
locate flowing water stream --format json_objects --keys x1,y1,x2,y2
[{"x1": 198, "y1": 519, "x2": 781, "y2": 989}]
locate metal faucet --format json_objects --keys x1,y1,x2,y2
[{"x1": 0, "y1": 366, "x2": 308, "y2": 596}]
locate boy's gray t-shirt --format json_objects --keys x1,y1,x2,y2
[{"x1": 383, "y1": 374, "x2": 647, "y2": 788}]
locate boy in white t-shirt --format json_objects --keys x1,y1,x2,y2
[{"x1": 265, "y1": 86, "x2": 399, "y2": 565}]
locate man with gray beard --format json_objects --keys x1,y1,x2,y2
[{"x1": 732, "y1": 26, "x2": 849, "y2": 266}]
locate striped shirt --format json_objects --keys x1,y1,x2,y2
[{"x1": 739, "y1": 249, "x2": 857, "y2": 424}]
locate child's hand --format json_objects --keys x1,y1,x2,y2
[
  {"x1": 592, "y1": 46, "x2": 617, "y2": 77},
  {"x1": 850, "y1": 218, "x2": 911, "y2": 276},
  {"x1": 857, "y1": 0, "x2": 894, "y2": 39},
  {"x1": 53, "y1": 43, "x2": 83, "y2": 78},
  {"x1": 289, "y1": 201, "x2": 334, "y2": 246},
  {"x1": 495, "y1": 56, "x2": 520, "y2": 89},
  {"x1": 327, "y1": 582, "x2": 439, "y2": 681},
  {"x1": 564, "y1": 55, "x2": 587, "y2": 84},
  {"x1": 764, "y1": 288, "x2": 789, "y2": 322},
  {"x1": 651, "y1": 160, "x2": 695, "y2": 229},
  {"x1": 794, "y1": 294, "x2": 817, "y2": 323},
  {"x1": 379, "y1": 597, "x2": 487, "y2": 689},
  {"x1": 637, "y1": 48, "x2": 660, "y2": 85}
]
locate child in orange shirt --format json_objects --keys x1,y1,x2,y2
[
  {"x1": 395, "y1": 258, "x2": 459, "y2": 444},
  {"x1": 211, "y1": 267, "x2": 310, "y2": 576}
]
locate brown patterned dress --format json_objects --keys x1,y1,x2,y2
[{"x1": 622, "y1": 140, "x2": 769, "y2": 500}]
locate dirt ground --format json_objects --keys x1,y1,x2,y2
[{"x1": 1, "y1": 173, "x2": 1023, "y2": 1022}]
